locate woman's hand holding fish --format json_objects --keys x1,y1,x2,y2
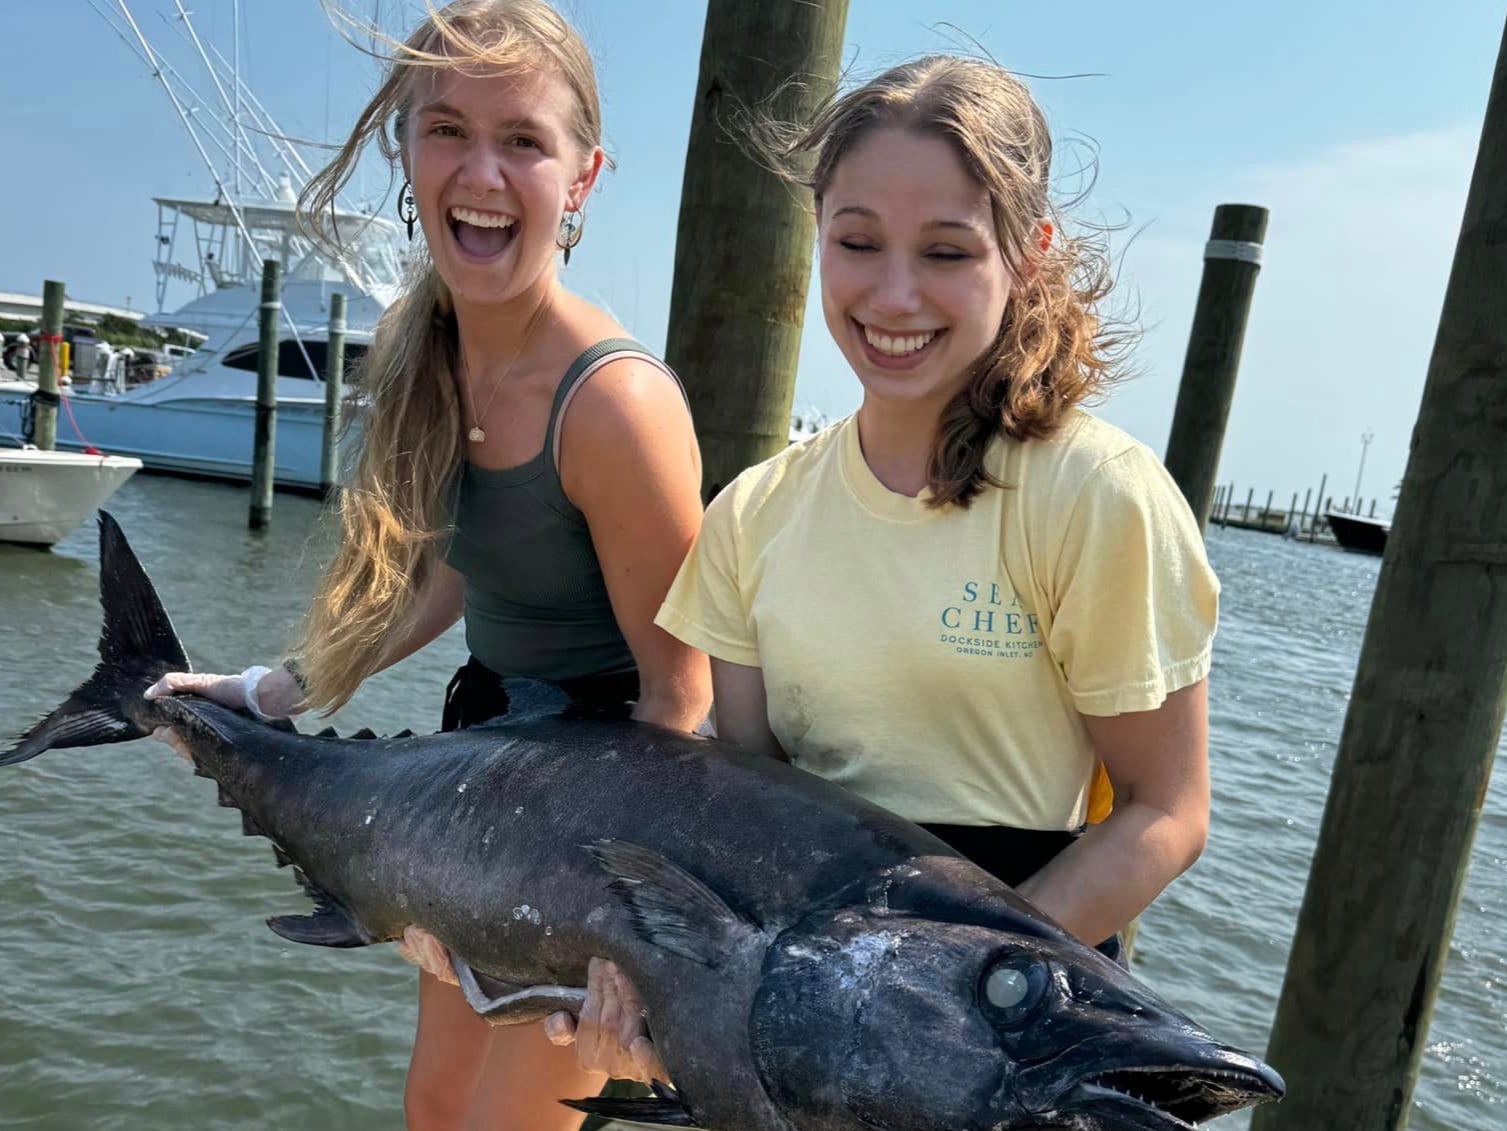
[
  {"x1": 145, "y1": 666, "x2": 305, "y2": 719},
  {"x1": 395, "y1": 925, "x2": 460, "y2": 986},
  {"x1": 545, "y1": 957, "x2": 669, "y2": 1085}
]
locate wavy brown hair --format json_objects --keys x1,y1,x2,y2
[
  {"x1": 292, "y1": 0, "x2": 603, "y2": 712},
  {"x1": 753, "y1": 55, "x2": 1132, "y2": 507}
]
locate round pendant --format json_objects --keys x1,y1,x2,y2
[{"x1": 468, "y1": 426, "x2": 486, "y2": 443}]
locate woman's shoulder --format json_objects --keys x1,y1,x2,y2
[
  {"x1": 999, "y1": 409, "x2": 1165, "y2": 499},
  {"x1": 712, "y1": 416, "x2": 848, "y2": 523}
]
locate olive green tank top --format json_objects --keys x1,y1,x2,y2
[{"x1": 444, "y1": 339, "x2": 686, "y2": 681}]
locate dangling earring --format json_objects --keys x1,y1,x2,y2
[
  {"x1": 397, "y1": 180, "x2": 419, "y2": 241},
  {"x1": 557, "y1": 209, "x2": 584, "y2": 266}
]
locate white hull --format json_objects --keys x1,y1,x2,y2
[
  {"x1": 0, "y1": 448, "x2": 142, "y2": 546},
  {"x1": 1, "y1": 388, "x2": 338, "y2": 490}
]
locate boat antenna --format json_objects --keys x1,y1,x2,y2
[
  {"x1": 233, "y1": 0, "x2": 242, "y2": 195},
  {"x1": 167, "y1": 2, "x2": 276, "y2": 196},
  {"x1": 87, "y1": 1, "x2": 267, "y2": 197}
]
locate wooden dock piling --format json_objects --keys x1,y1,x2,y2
[
  {"x1": 1308, "y1": 474, "x2": 1327, "y2": 542},
  {"x1": 320, "y1": 292, "x2": 346, "y2": 497},
  {"x1": 1162, "y1": 204, "x2": 1269, "y2": 530},
  {"x1": 32, "y1": 280, "x2": 65, "y2": 451},
  {"x1": 1254, "y1": 19, "x2": 1507, "y2": 1128},
  {"x1": 665, "y1": 0, "x2": 850, "y2": 500},
  {"x1": 249, "y1": 259, "x2": 280, "y2": 530}
]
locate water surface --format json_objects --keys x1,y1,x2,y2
[{"x1": 0, "y1": 477, "x2": 1502, "y2": 1128}]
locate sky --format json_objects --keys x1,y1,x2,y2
[{"x1": 1, "y1": 0, "x2": 1502, "y2": 513}]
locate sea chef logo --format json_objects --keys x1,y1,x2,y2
[{"x1": 939, "y1": 580, "x2": 1043, "y2": 660}]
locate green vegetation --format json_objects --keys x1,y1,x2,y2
[
  {"x1": 93, "y1": 313, "x2": 197, "y2": 350},
  {"x1": 0, "y1": 312, "x2": 197, "y2": 350}
]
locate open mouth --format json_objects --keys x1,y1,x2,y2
[
  {"x1": 448, "y1": 205, "x2": 518, "y2": 262},
  {"x1": 854, "y1": 319, "x2": 946, "y2": 369},
  {"x1": 1069, "y1": 1064, "x2": 1286, "y2": 1129}
]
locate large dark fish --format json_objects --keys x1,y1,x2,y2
[{"x1": 6, "y1": 514, "x2": 1283, "y2": 1131}]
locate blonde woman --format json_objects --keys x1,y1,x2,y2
[
  {"x1": 654, "y1": 55, "x2": 1218, "y2": 971},
  {"x1": 147, "y1": 2, "x2": 707, "y2": 1127}
]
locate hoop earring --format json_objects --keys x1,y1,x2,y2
[
  {"x1": 397, "y1": 180, "x2": 419, "y2": 241},
  {"x1": 557, "y1": 209, "x2": 584, "y2": 266}
]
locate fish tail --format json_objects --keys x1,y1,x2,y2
[{"x1": 2, "y1": 511, "x2": 189, "y2": 767}]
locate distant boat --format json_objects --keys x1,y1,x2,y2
[
  {"x1": 0, "y1": 448, "x2": 141, "y2": 547},
  {"x1": 1325, "y1": 511, "x2": 1390, "y2": 555}
]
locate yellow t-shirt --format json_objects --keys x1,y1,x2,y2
[{"x1": 654, "y1": 410, "x2": 1218, "y2": 830}]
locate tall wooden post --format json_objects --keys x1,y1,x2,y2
[
  {"x1": 665, "y1": 0, "x2": 850, "y2": 500},
  {"x1": 249, "y1": 259, "x2": 280, "y2": 530},
  {"x1": 1162, "y1": 205, "x2": 1269, "y2": 530},
  {"x1": 1255, "y1": 21, "x2": 1507, "y2": 1129},
  {"x1": 32, "y1": 280, "x2": 66, "y2": 451},
  {"x1": 321, "y1": 293, "x2": 346, "y2": 497},
  {"x1": 1309, "y1": 474, "x2": 1327, "y2": 542}
]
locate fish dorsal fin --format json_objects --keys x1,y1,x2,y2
[{"x1": 587, "y1": 840, "x2": 755, "y2": 967}]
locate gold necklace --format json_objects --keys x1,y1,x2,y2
[{"x1": 465, "y1": 290, "x2": 553, "y2": 444}]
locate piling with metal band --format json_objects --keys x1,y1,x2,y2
[
  {"x1": 1162, "y1": 204, "x2": 1269, "y2": 531},
  {"x1": 32, "y1": 280, "x2": 66, "y2": 451},
  {"x1": 249, "y1": 259, "x2": 280, "y2": 530},
  {"x1": 1255, "y1": 20, "x2": 1507, "y2": 1130},
  {"x1": 664, "y1": 0, "x2": 850, "y2": 501},
  {"x1": 321, "y1": 292, "x2": 346, "y2": 497}
]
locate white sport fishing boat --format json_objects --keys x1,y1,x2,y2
[
  {"x1": 0, "y1": 184, "x2": 401, "y2": 490},
  {"x1": 0, "y1": 447, "x2": 142, "y2": 547},
  {"x1": 0, "y1": 2, "x2": 404, "y2": 491}
]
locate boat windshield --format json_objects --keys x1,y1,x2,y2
[{"x1": 154, "y1": 196, "x2": 405, "y2": 308}]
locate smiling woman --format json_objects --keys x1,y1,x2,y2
[
  {"x1": 653, "y1": 52, "x2": 1219, "y2": 1019},
  {"x1": 141, "y1": 2, "x2": 709, "y2": 1129}
]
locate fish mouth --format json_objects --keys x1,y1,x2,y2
[{"x1": 1054, "y1": 1061, "x2": 1286, "y2": 1129}]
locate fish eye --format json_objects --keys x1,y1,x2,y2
[
  {"x1": 986, "y1": 966, "x2": 1029, "y2": 1008},
  {"x1": 979, "y1": 959, "x2": 1048, "y2": 1026}
]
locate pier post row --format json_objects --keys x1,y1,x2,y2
[
  {"x1": 664, "y1": 0, "x2": 850, "y2": 500},
  {"x1": 248, "y1": 259, "x2": 281, "y2": 530},
  {"x1": 1255, "y1": 17, "x2": 1507, "y2": 1130},
  {"x1": 1162, "y1": 203, "x2": 1269, "y2": 532}
]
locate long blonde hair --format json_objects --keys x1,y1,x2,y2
[
  {"x1": 295, "y1": 0, "x2": 603, "y2": 711},
  {"x1": 754, "y1": 55, "x2": 1132, "y2": 507}
]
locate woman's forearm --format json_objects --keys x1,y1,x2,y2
[
  {"x1": 1015, "y1": 800, "x2": 1207, "y2": 947},
  {"x1": 631, "y1": 665, "x2": 711, "y2": 734}
]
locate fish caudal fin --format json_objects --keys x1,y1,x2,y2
[{"x1": 3, "y1": 512, "x2": 189, "y2": 767}]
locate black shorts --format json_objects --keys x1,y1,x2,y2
[
  {"x1": 440, "y1": 655, "x2": 639, "y2": 732},
  {"x1": 920, "y1": 822, "x2": 1128, "y2": 966}
]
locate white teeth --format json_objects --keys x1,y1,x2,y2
[
  {"x1": 863, "y1": 325, "x2": 937, "y2": 356},
  {"x1": 449, "y1": 206, "x2": 517, "y2": 229}
]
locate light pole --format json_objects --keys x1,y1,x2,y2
[{"x1": 1353, "y1": 429, "x2": 1374, "y2": 512}]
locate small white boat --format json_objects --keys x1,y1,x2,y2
[{"x1": 0, "y1": 447, "x2": 142, "y2": 547}]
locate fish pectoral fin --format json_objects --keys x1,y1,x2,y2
[
  {"x1": 559, "y1": 1093, "x2": 696, "y2": 1127},
  {"x1": 449, "y1": 952, "x2": 587, "y2": 1024},
  {"x1": 586, "y1": 840, "x2": 756, "y2": 967},
  {"x1": 265, "y1": 870, "x2": 371, "y2": 948},
  {"x1": 266, "y1": 905, "x2": 370, "y2": 948}
]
